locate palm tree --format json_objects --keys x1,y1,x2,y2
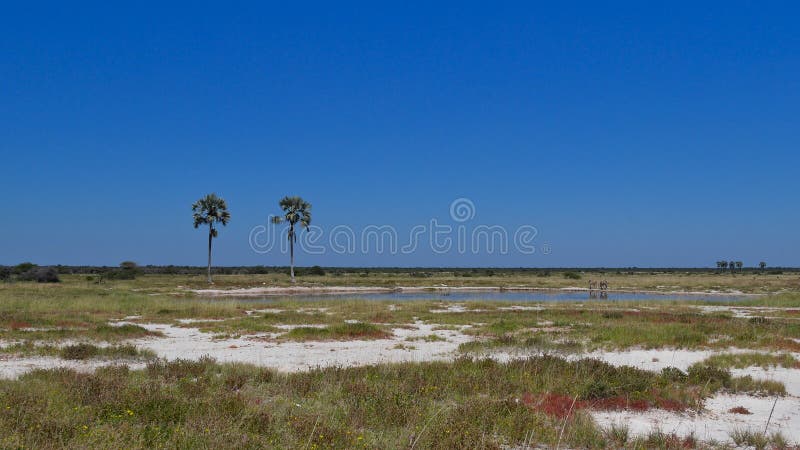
[
  {"x1": 192, "y1": 193, "x2": 231, "y2": 283},
  {"x1": 759, "y1": 261, "x2": 767, "y2": 271},
  {"x1": 729, "y1": 260, "x2": 736, "y2": 274},
  {"x1": 272, "y1": 196, "x2": 312, "y2": 283},
  {"x1": 735, "y1": 261, "x2": 743, "y2": 272},
  {"x1": 720, "y1": 261, "x2": 728, "y2": 272}
]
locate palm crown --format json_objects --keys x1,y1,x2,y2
[
  {"x1": 193, "y1": 193, "x2": 231, "y2": 237},
  {"x1": 271, "y1": 196, "x2": 311, "y2": 239}
]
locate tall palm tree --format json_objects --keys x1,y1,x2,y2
[
  {"x1": 192, "y1": 193, "x2": 231, "y2": 283},
  {"x1": 735, "y1": 261, "x2": 743, "y2": 272},
  {"x1": 720, "y1": 261, "x2": 728, "y2": 272},
  {"x1": 272, "y1": 196, "x2": 311, "y2": 283},
  {"x1": 759, "y1": 261, "x2": 767, "y2": 271}
]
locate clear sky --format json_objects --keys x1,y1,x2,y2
[{"x1": 2, "y1": 2, "x2": 798, "y2": 267}]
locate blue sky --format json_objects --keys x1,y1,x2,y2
[{"x1": 2, "y1": 1, "x2": 798, "y2": 267}]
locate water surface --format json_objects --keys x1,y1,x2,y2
[{"x1": 240, "y1": 290, "x2": 748, "y2": 303}]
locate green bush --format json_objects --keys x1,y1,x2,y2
[
  {"x1": 13, "y1": 262, "x2": 36, "y2": 274},
  {"x1": 306, "y1": 265, "x2": 326, "y2": 276},
  {"x1": 687, "y1": 364, "x2": 731, "y2": 391},
  {"x1": 105, "y1": 261, "x2": 141, "y2": 280},
  {"x1": 563, "y1": 271, "x2": 582, "y2": 280},
  {"x1": 61, "y1": 343, "x2": 99, "y2": 360},
  {"x1": 18, "y1": 267, "x2": 60, "y2": 283},
  {"x1": 660, "y1": 367, "x2": 688, "y2": 382}
]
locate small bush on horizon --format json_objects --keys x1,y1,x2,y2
[
  {"x1": 563, "y1": 271, "x2": 582, "y2": 280},
  {"x1": 13, "y1": 262, "x2": 36, "y2": 274},
  {"x1": 103, "y1": 261, "x2": 141, "y2": 280},
  {"x1": 305, "y1": 265, "x2": 326, "y2": 276}
]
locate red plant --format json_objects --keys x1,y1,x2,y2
[
  {"x1": 522, "y1": 393, "x2": 578, "y2": 419},
  {"x1": 728, "y1": 406, "x2": 752, "y2": 415},
  {"x1": 8, "y1": 321, "x2": 31, "y2": 330},
  {"x1": 519, "y1": 391, "x2": 688, "y2": 418}
]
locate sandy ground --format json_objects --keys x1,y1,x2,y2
[
  {"x1": 583, "y1": 349, "x2": 800, "y2": 444},
  {"x1": 0, "y1": 354, "x2": 146, "y2": 379},
  {"x1": 123, "y1": 320, "x2": 474, "y2": 371},
  {"x1": 592, "y1": 393, "x2": 800, "y2": 444},
  {"x1": 694, "y1": 304, "x2": 800, "y2": 321}
]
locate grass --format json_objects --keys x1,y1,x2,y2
[
  {"x1": 729, "y1": 428, "x2": 788, "y2": 450},
  {"x1": 685, "y1": 363, "x2": 786, "y2": 396},
  {"x1": 0, "y1": 355, "x2": 765, "y2": 449},
  {"x1": 60, "y1": 343, "x2": 156, "y2": 361},
  {"x1": 2, "y1": 273, "x2": 800, "y2": 448},
  {"x1": 0, "y1": 342, "x2": 155, "y2": 361},
  {"x1": 698, "y1": 352, "x2": 800, "y2": 369},
  {"x1": 281, "y1": 322, "x2": 391, "y2": 341},
  {"x1": 3, "y1": 277, "x2": 799, "y2": 353},
  {"x1": 446, "y1": 306, "x2": 800, "y2": 353},
  {"x1": 406, "y1": 334, "x2": 446, "y2": 342}
]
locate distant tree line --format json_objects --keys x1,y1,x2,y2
[
  {"x1": 715, "y1": 260, "x2": 772, "y2": 273},
  {"x1": 3, "y1": 265, "x2": 796, "y2": 281}
]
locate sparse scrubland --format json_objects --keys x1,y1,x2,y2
[{"x1": 1, "y1": 271, "x2": 800, "y2": 448}]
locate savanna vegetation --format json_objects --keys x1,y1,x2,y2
[
  {"x1": 1, "y1": 271, "x2": 799, "y2": 448},
  {"x1": 0, "y1": 355, "x2": 788, "y2": 449}
]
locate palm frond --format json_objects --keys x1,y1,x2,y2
[{"x1": 191, "y1": 193, "x2": 231, "y2": 234}]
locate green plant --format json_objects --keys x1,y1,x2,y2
[
  {"x1": 60, "y1": 343, "x2": 98, "y2": 360},
  {"x1": 660, "y1": 367, "x2": 688, "y2": 382},
  {"x1": 687, "y1": 364, "x2": 731, "y2": 391}
]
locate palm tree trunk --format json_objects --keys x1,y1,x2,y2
[
  {"x1": 289, "y1": 225, "x2": 295, "y2": 283},
  {"x1": 207, "y1": 224, "x2": 213, "y2": 284}
]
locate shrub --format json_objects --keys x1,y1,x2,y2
[
  {"x1": 306, "y1": 265, "x2": 326, "y2": 276},
  {"x1": 13, "y1": 262, "x2": 37, "y2": 274},
  {"x1": 0, "y1": 266, "x2": 10, "y2": 281},
  {"x1": 661, "y1": 367, "x2": 688, "y2": 382},
  {"x1": 18, "y1": 267, "x2": 60, "y2": 283},
  {"x1": 105, "y1": 261, "x2": 141, "y2": 280},
  {"x1": 563, "y1": 271, "x2": 582, "y2": 280},
  {"x1": 61, "y1": 343, "x2": 99, "y2": 360},
  {"x1": 687, "y1": 364, "x2": 731, "y2": 391},
  {"x1": 119, "y1": 261, "x2": 138, "y2": 270},
  {"x1": 602, "y1": 311, "x2": 624, "y2": 319},
  {"x1": 106, "y1": 269, "x2": 135, "y2": 280},
  {"x1": 146, "y1": 356, "x2": 216, "y2": 381}
]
